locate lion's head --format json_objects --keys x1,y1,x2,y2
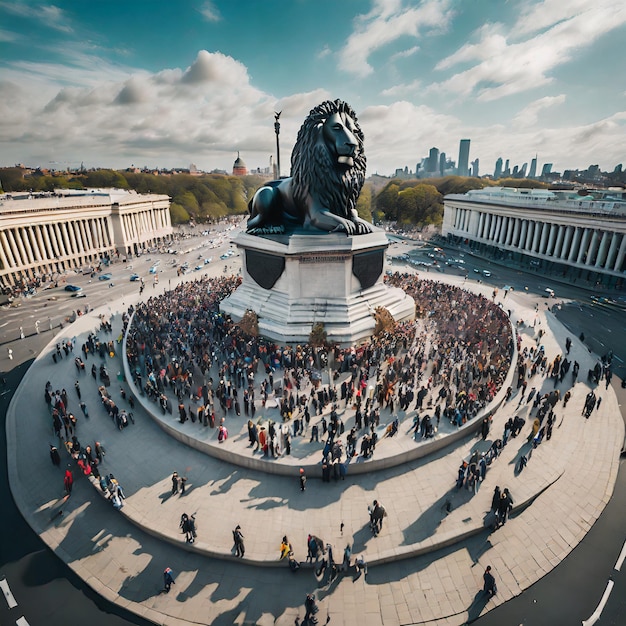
[{"x1": 291, "y1": 99, "x2": 366, "y2": 221}]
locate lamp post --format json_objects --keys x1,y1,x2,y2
[{"x1": 274, "y1": 111, "x2": 281, "y2": 179}]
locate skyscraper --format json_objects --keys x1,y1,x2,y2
[
  {"x1": 541, "y1": 163, "x2": 553, "y2": 177},
  {"x1": 494, "y1": 157, "x2": 503, "y2": 179},
  {"x1": 529, "y1": 156, "x2": 537, "y2": 179},
  {"x1": 439, "y1": 152, "x2": 447, "y2": 177},
  {"x1": 471, "y1": 158, "x2": 480, "y2": 178},
  {"x1": 457, "y1": 139, "x2": 470, "y2": 177},
  {"x1": 428, "y1": 147, "x2": 440, "y2": 173}
]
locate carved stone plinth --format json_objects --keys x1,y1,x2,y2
[{"x1": 220, "y1": 229, "x2": 415, "y2": 346}]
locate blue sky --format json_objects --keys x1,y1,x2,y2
[{"x1": 1, "y1": 0, "x2": 625, "y2": 177}]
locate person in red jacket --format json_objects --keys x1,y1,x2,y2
[{"x1": 63, "y1": 468, "x2": 73, "y2": 495}]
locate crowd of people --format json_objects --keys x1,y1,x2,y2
[
  {"x1": 45, "y1": 318, "x2": 132, "y2": 511},
  {"x1": 124, "y1": 273, "x2": 515, "y2": 474}
]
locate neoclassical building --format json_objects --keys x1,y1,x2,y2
[
  {"x1": 0, "y1": 189, "x2": 172, "y2": 288},
  {"x1": 443, "y1": 187, "x2": 626, "y2": 289}
]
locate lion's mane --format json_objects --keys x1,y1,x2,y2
[{"x1": 291, "y1": 100, "x2": 366, "y2": 221}]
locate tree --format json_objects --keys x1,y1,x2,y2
[
  {"x1": 172, "y1": 191, "x2": 199, "y2": 218},
  {"x1": 237, "y1": 309, "x2": 259, "y2": 337},
  {"x1": 499, "y1": 178, "x2": 548, "y2": 189},
  {"x1": 375, "y1": 183, "x2": 400, "y2": 220},
  {"x1": 169, "y1": 202, "x2": 190, "y2": 224},
  {"x1": 309, "y1": 322, "x2": 327, "y2": 348},
  {"x1": 373, "y1": 306, "x2": 396, "y2": 337},
  {"x1": 396, "y1": 184, "x2": 443, "y2": 227},
  {"x1": 83, "y1": 169, "x2": 129, "y2": 189},
  {"x1": 356, "y1": 183, "x2": 372, "y2": 222}
]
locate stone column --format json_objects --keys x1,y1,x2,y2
[
  {"x1": 6, "y1": 229, "x2": 23, "y2": 265},
  {"x1": 547, "y1": 224, "x2": 558, "y2": 256},
  {"x1": 59, "y1": 223, "x2": 72, "y2": 255},
  {"x1": 613, "y1": 235, "x2": 626, "y2": 272},
  {"x1": 531, "y1": 221, "x2": 541, "y2": 252},
  {"x1": 595, "y1": 231, "x2": 610, "y2": 268},
  {"x1": 587, "y1": 230, "x2": 600, "y2": 266},
  {"x1": 0, "y1": 231, "x2": 16, "y2": 268},
  {"x1": 539, "y1": 222, "x2": 551, "y2": 254},
  {"x1": 15, "y1": 228, "x2": 30, "y2": 264},
  {"x1": 20, "y1": 227, "x2": 35, "y2": 263},
  {"x1": 26, "y1": 226, "x2": 42, "y2": 262},
  {"x1": 519, "y1": 220, "x2": 528, "y2": 250},
  {"x1": 524, "y1": 220, "x2": 533, "y2": 250},
  {"x1": 52, "y1": 224, "x2": 64, "y2": 257},
  {"x1": 569, "y1": 227, "x2": 583, "y2": 262},
  {"x1": 561, "y1": 226, "x2": 574, "y2": 261},
  {"x1": 605, "y1": 232, "x2": 621, "y2": 270},
  {"x1": 67, "y1": 220, "x2": 78, "y2": 254},
  {"x1": 577, "y1": 229, "x2": 592, "y2": 264},
  {"x1": 35, "y1": 225, "x2": 48, "y2": 260},
  {"x1": 553, "y1": 225, "x2": 565, "y2": 258},
  {"x1": 72, "y1": 222, "x2": 84, "y2": 254}
]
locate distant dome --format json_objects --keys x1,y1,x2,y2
[{"x1": 233, "y1": 152, "x2": 247, "y2": 176}]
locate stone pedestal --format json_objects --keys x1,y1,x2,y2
[{"x1": 220, "y1": 228, "x2": 415, "y2": 346}]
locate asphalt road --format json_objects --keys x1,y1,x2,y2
[{"x1": 1, "y1": 228, "x2": 625, "y2": 626}]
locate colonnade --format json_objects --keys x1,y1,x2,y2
[
  {"x1": 118, "y1": 207, "x2": 170, "y2": 247},
  {"x1": 0, "y1": 192, "x2": 172, "y2": 288},
  {"x1": 447, "y1": 206, "x2": 626, "y2": 275},
  {"x1": 0, "y1": 217, "x2": 112, "y2": 277}
]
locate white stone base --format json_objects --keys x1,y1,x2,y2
[{"x1": 220, "y1": 229, "x2": 415, "y2": 346}]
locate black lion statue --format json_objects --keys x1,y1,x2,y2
[{"x1": 247, "y1": 99, "x2": 373, "y2": 235}]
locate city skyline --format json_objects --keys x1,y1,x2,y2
[{"x1": 1, "y1": 0, "x2": 625, "y2": 176}]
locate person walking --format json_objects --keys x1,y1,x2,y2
[
  {"x1": 63, "y1": 468, "x2": 73, "y2": 495},
  {"x1": 354, "y1": 554, "x2": 368, "y2": 580},
  {"x1": 483, "y1": 565, "x2": 497, "y2": 597},
  {"x1": 233, "y1": 524, "x2": 245, "y2": 557},
  {"x1": 304, "y1": 593, "x2": 319, "y2": 623},
  {"x1": 49, "y1": 444, "x2": 61, "y2": 466},
  {"x1": 163, "y1": 567, "x2": 175, "y2": 593},
  {"x1": 299, "y1": 468, "x2": 307, "y2": 491},
  {"x1": 171, "y1": 471, "x2": 179, "y2": 495}
]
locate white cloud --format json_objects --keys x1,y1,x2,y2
[
  {"x1": 2, "y1": 2, "x2": 73, "y2": 32},
  {"x1": 390, "y1": 45, "x2": 420, "y2": 62},
  {"x1": 317, "y1": 45, "x2": 331, "y2": 60},
  {"x1": 199, "y1": 1, "x2": 221, "y2": 22},
  {"x1": 515, "y1": 0, "x2": 603, "y2": 36},
  {"x1": 430, "y1": 3, "x2": 626, "y2": 102},
  {"x1": 380, "y1": 79, "x2": 421, "y2": 97},
  {"x1": 513, "y1": 94, "x2": 566, "y2": 127},
  {"x1": 338, "y1": 0, "x2": 454, "y2": 77},
  {"x1": 0, "y1": 28, "x2": 20, "y2": 42},
  {"x1": 0, "y1": 42, "x2": 624, "y2": 175}
]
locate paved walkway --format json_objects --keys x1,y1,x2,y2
[{"x1": 6, "y1": 272, "x2": 623, "y2": 625}]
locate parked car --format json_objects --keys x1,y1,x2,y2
[
  {"x1": 130, "y1": 273, "x2": 140, "y2": 281},
  {"x1": 98, "y1": 273, "x2": 112, "y2": 281},
  {"x1": 64, "y1": 284, "x2": 82, "y2": 292},
  {"x1": 149, "y1": 266, "x2": 158, "y2": 274}
]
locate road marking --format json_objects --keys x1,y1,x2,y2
[
  {"x1": 16, "y1": 617, "x2": 31, "y2": 626},
  {"x1": 0, "y1": 577, "x2": 18, "y2": 608},
  {"x1": 615, "y1": 538, "x2": 626, "y2": 571},
  {"x1": 582, "y1": 579, "x2": 614, "y2": 626}
]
